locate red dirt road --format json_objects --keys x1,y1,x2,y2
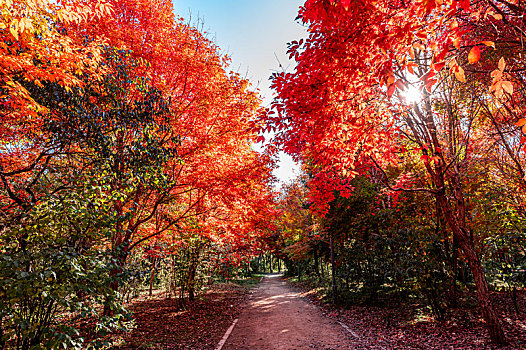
[{"x1": 222, "y1": 274, "x2": 359, "y2": 350}]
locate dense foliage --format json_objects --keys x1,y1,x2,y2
[
  {"x1": 267, "y1": 0, "x2": 526, "y2": 343},
  {"x1": 1, "y1": 0, "x2": 275, "y2": 348},
  {"x1": 2, "y1": 0, "x2": 525, "y2": 348}
]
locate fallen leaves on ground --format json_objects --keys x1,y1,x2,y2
[
  {"x1": 110, "y1": 282, "x2": 250, "y2": 350},
  {"x1": 291, "y1": 280, "x2": 526, "y2": 350}
]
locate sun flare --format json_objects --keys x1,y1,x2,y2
[{"x1": 401, "y1": 85, "x2": 423, "y2": 105}]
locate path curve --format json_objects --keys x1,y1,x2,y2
[{"x1": 222, "y1": 274, "x2": 359, "y2": 350}]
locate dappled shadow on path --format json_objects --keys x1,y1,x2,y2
[{"x1": 223, "y1": 276, "x2": 355, "y2": 350}]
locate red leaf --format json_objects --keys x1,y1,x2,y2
[
  {"x1": 468, "y1": 46, "x2": 480, "y2": 64},
  {"x1": 341, "y1": 0, "x2": 351, "y2": 10}
]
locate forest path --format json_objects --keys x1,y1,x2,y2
[{"x1": 222, "y1": 274, "x2": 360, "y2": 350}]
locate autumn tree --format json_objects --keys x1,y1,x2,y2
[
  {"x1": 1, "y1": 0, "x2": 112, "y2": 226},
  {"x1": 269, "y1": 0, "x2": 526, "y2": 343},
  {"x1": 41, "y1": 0, "x2": 279, "y2": 278},
  {"x1": 2, "y1": 0, "x2": 276, "y2": 346}
]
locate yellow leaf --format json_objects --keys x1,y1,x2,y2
[
  {"x1": 57, "y1": 9, "x2": 67, "y2": 22},
  {"x1": 9, "y1": 25, "x2": 18, "y2": 41},
  {"x1": 493, "y1": 13, "x2": 503, "y2": 20},
  {"x1": 20, "y1": 18, "x2": 34, "y2": 33}
]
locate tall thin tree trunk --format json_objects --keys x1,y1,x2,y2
[
  {"x1": 314, "y1": 249, "x2": 321, "y2": 278},
  {"x1": 149, "y1": 257, "x2": 157, "y2": 297},
  {"x1": 451, "y1": 245, "x2": 458, "y2": 308},
  {"x1": 170, "y1": 255, "x2": 176, "y2": 298},
  {"x1": 187, "y1": 249, "x2": 200, "y2": 302},
  {"x1": 330, "y1": 233, "x2": 337, "y2": 304}
]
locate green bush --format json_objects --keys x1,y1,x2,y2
[{"x1": 0, "y1": 187, "x2": 132, "y2": 350}]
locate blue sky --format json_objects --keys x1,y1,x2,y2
[{"x1": 172, "y1": 0, "x2": 305, "y2": 185}]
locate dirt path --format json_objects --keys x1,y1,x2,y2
[{"x1": 222, "y1": 274, "x2": 359, "y2": 350}]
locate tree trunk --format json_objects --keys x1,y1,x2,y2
[
  {"x1": 330, "y1": 233, "x2": 337, "y2": 304},
  {"x1": 314, "y1": 249, "x2": 321, "y2": 278},
  {"x1": 438, "y1": 192, "x2": 506, "y2": 343},
  {"x1": 187, "y1": 250, "x2": 200, "y2": 302},
  {"x1": 170, "y1": 255, "x2": 176, "y2": 298},
  {"x1": 104, "y1": 245, "x2": 127, "y2": 316},
  {"x1": 451, "y1": 245, "x2": 458, "y2": 308},
  {"x1": 511, "y1": 287, "x2": 520, "y2": 315},
  {"x1": 457, "y1": 237, "x2": 506, "y2": 343},
  {"x1": 149, "y1": 257, "x2": 157, "y2": 297}
]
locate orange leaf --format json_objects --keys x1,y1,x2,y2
[
  {"x1": 432, "y1": 61, "x2": 445, "y2": 71},
  {"x1": 498, "y1": 57, "x2": 506, "y2": 71},
  {"x1": 468, "y1": 46, "x2": 480, "y2": 64},
  {"x1": 453, "y1": 37, "x2": 461, "y2": 49},
  {"x1": 454, "y1": 66, "x2": 466, "y2": 82},
  {"x1": 409, "y1": 47, "x2": 415, "y2": 59},
  {"x1": 493, "y1": 81, "x2": 504, "y2": 98},
  {"x1": 491, "y1": 69, "x2": 502, "y2": 80},
  {"x1": 480, "y1": 41, "x2": 495, "y2": 48},
  {"x1": 502, "y1": 81, "x2": 513, "y2": 95},
  {"x1": 493, "y1": 13, "x2": 503, "y2": 20},
  {"x1": 416, "y1": 31, "x2": 427, "y2": 40},
  {"x1": 515, "y1": 119, "x2": 526, "y2": 127},
  {"x1": 386, "y1": 84, "x2": 396, "y2": 98},
  {"x1": 425, "y1": 78, "x2": 438, "y2": 91}
]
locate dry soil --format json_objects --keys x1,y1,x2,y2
[{"x1": 222, "y1": 274, "x2": 361, "y2": 350}]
